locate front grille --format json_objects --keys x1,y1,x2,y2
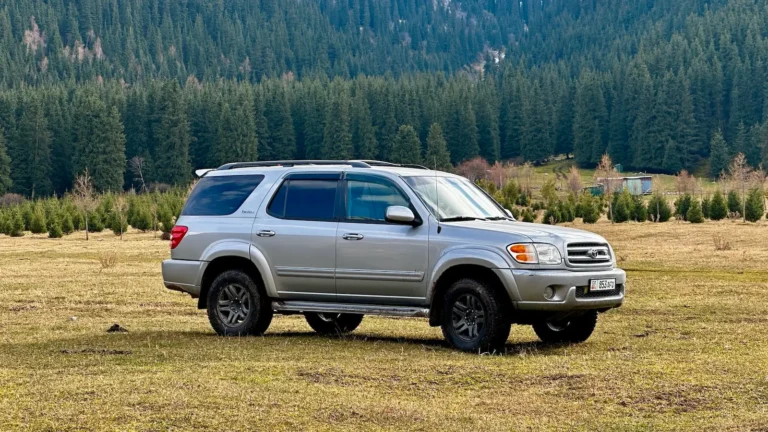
[
  {"x1": 575, "y1": 284, "x2": 623, "y2": 299},
  {"x1": 566, "y1": 242, "x2": 612, "y2": 267}
]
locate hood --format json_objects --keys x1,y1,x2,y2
[{"x1": 444, "y1": 220, "x2": 607, "y2": 245}]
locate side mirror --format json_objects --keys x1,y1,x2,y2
[
  {"x1": 386, "y1": 206, "x2": 416, "y2": 225},
  {"x1": 505, "y1": 209, "x2": 514, "y2": 219}
]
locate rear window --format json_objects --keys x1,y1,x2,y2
[
  {"x1": 182, "y1": 175, "x2": 264, "y2": 216},
  {"x1": 267, "y1": 179, "x2": 338, "y2": 221}
]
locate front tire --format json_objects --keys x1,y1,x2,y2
[
  {"x1": 304, "y1": 313, "x2": 363, "y2": 335},
  {"x1": 532, "y1": 310, "x2": 598, "y2": 344},
  {"x1": 440, "y1": 278, "x2": 511, "y2": 352},
  {"x1": 206, "y1": 269, "x2": 273, "y2": 336}
]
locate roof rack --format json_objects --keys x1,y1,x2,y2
[
  {"x1": 215, "y1": 160, "x2": 431, "y2": 171},
  {"x1": 217, "y1": 160, "x2": 371, "y2": 170},
  {"x1": 353, "y1": 160, "x2": 429, "y2": 170}
]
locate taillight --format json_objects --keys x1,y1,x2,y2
[{"x1": 170, "y1": 226, "x2": 188, "y2": 250}]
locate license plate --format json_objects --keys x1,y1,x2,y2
[{"x1": 589, "y1": 279, "x2": 616, "y2": 292}]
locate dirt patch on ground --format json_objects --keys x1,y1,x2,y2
[
  {"x1": 61, "y1": 348, "x2": 132, "y2": 355},
  {"x1": 8, "y1": 303, "x2": 38, "y2": 312}
]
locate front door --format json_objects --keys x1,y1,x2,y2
[
  {"x1": 254, "y1": 173, "x2": 340, "y2": 300},
  {"x1": 335, "y1": 173, "x2": 429, "y2": 305}
]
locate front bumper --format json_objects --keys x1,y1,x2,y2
[
  {"x1": 494, "y1": 267, "x2": 626, "y2": 311},
  {"x1": 162, "y1": 259, "x2": 207, "y2": 297}
]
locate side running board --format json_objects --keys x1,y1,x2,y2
[{"x1": 272, "y1": 301, "x2": 429, "y2": 318}]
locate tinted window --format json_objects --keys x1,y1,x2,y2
[
  {"x1": 182, "y1": 175, "x2": 264, "y2": 216},
  {"x1": 346, "y1": 179, "x2": 409, "y2": 222},
  {"x1": 268, "y1": 179, "x2": 338, "y2": 221}
]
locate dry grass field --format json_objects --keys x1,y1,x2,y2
[{"x1": 1, "y1": 221, "x2": 768, "y2": 431}]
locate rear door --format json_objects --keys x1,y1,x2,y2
[
  {"x1": 253, "y1": 173, "x2": 340, "y2": 300},
  {"x1": 335, "y1": 173, "x2": 429, "y2": 305}
]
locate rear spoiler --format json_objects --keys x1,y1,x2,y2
[{"x1": 195, "y1": 169, "x2": 213, "y2": 178}]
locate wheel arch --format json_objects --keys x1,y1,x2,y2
[
  {"x1": 198, "y1": 256, "x2": 267, "y2": 309},
  {"x1": 428, "y1": 263, "x2": 513, "y2": 327}
]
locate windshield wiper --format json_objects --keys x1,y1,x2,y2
[
  {"x1": 485, "y1": 216, "x2": 514, "y2": 221},
  {"x1": 440, "y1": 216, "x2": 487, "y2": 222}
]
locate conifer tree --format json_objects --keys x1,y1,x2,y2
[
  {"x1": 573, "y1": 71, "x2": 607, "y2": 165},
  {"x1": 686, "y1": 199, "x2": 704, "y2": 223},
  {"x1": 73, "y1": 92, "x2": 126, "y2": 192},
  {"x1": 264, "y1": 85, "x2": 296, "y2": 160},
  {"x1": 648, "y1": 193, "x2": 672, "y2": 222},
  {"x1": 627, "y1": 61, "x2": 656, "y2": 169},
  {"x1": 390, "y1": 125, "x2": 422, "y2": 165},
  {"x1": 14, "y1": 96, "x2": 52, "y2": 198},
  {"x1": 252, "y1": 89, "x2": 271, "y2": 159},
  {"x1": 351, "y1": 92, "x2": 378, "y2": 160},
  {"x1": 709, "y1": 190, "x2": 728, "y2": 220},
  {"x1": 521, "y1": 81, "x2": 552, "y2": 163},
  {"x1": 323, "y1": 80, "x2": 353, "y2": 160},
  {"x1": 212, "y1": 94, "x2": 258, "y2": 166},
  {"x1": 501, "y1": 70, "x2": 524, "y2": 159},
  {"x1": 0, "y1": 129, "x2": 11, "y2": 196},
  {"x1": 303, "y1": 83, "x2": 327, "y2": 159},
  {"x1": 97, "y1": 106, "x2": 127, "y2": 192},
  {"x1": 727, "y1": 190, "x2": 742, "y2": 215},
  {"x1": 474, "y1": 83, "x2": 500, "y2": 162},
  {"x1": 153, "y1": 82, "x2": 192, "y2": 185},
  {"x1": 46, "y1": 95, "x2": 73, "y2": 195},
  {"x1": 444, "y1": 89, "x2": 479, "y2": 163},
  {"x1": 424, "y1": 123, "x2": 452, "y2": 171},
  {"x1": 744, "y1": 187, "x2": 765, "y2": 222},
  {"x1": 708, "y1": 131, "x2": 729, "y2": 179}
]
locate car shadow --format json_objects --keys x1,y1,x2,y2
[
  {"x1": 262, "y1": 331, "x2": 569, "y2": 355},
  {"x1": 7, "y1": 329, "x2": 573, "y2": 357}
]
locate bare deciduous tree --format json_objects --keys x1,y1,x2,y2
[
  {"x1": 519, "y1": 162, "x2": 534, "y2": 195},
  {"x1": 455, "y1": 157, "x2": 490, "y2": 182},
  {"x1": 594, "y1": 154, "x2": 621, "y2": 223},
  {"x1": 73, "y1": 169, "x2": 97, "y2": 240},
  {"x1": 675, "y1": 170, "x2": 697, "y2": 196},
  {"x1": 129, "y1": 156, "x2": 147, "y2": 193},
  {"x1": 728, "y1": 153, "x2": 751, "y2": 222},
  {"x1": 567, "y1": 165, "x2": 583, "y2": 196}
]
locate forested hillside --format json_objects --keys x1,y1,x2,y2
[{"x1": 2, "y1": 0, "x2": 768, "y2": 197}]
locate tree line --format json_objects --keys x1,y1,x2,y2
[{"x1": 4, "y1": 0, "x2": 768, "y2": 195}]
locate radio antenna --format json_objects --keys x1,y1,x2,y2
[{"x1": 434, "y1": 157, "x2": 441, "y2": 234}]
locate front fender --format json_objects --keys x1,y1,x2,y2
[{"x1": 427, "y1": 247, "x2": 516, "y2": 302}]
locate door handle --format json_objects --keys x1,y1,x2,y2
[
  {"x1": 257, "y1": 230, "x2": 276, "y2": 237},
  {"x1": 342, "y1": 233, "x2": 364, "y2": 240}
]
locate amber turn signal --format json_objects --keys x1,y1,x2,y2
[{"x1": 507, "y1": 244, "x2": 538, "y2": 264}]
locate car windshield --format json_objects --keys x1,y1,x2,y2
[{"x1": 403, "y1": 176, "x2": 508, "y2": 221}]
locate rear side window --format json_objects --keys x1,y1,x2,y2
[
  {"x1": 268, "y1": 179, "x2": 338, "y2": 221},
  {"x1": 182, "y1": 175, "x2": 264, "y2": 216}
]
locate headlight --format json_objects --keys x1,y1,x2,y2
[{"x1": 507, "y1": 243, "x2": 562, "y2": 265}]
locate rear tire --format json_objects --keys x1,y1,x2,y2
[
  {"x1": 304, "y1": 313, "x2": 363, "y2": 335},
  {"x1": 206, "y1": 269, "x2": 273, "y2": 336},
  {"x1": 440, "y1": 278, "x2": 511, "y2": 353},
  {"x1": 532, "y1": 310, "x2": 598, "y2": 344}
]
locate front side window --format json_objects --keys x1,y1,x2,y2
[
  {"x1": 268, "y1": 179, "x2": 338, "y2": 221},
  {"x1": 182, "y1": 175, "x2": 265, "y2": 216},
  {"x1": 346, "y1": 179, "x2": 409, "y2": 222},
  {"x1": 403, "y1": 176, "x2": 507, "y2": 221}
]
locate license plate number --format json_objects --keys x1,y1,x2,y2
[{"x1": 589, "y1": 279, "x2": 616, "y2": 292}]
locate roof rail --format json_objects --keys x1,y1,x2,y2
[
  {"x1": 398, "y1": 163, "x2": 429, "y2": 170},
  {"x1": 353, "y1": 160, "x2": 429, "y2": 170},
  {"x1": 217, "y1": 160, "x2": 371, "y2": 170}
]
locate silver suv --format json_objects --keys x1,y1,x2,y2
[{"x1": 162, "y1": 160, "x2": 625, "y2": 352}]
